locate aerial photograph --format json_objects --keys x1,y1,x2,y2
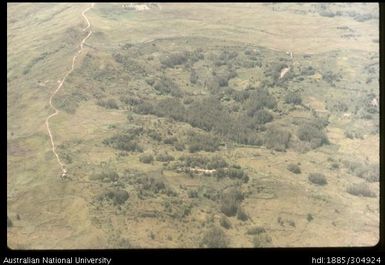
[{"x1": 7, "y1": 3, "x2": 379, "y2": 249}]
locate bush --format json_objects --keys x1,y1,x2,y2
[
  {"x1": 344, "y1": 161, "x2": 379, "y2": 182},
  {"x1": 347, "y1": 183, "x2": 376, "y2": 197},
  {"x1": 200, "y1": 227, "x2": 229, "y2": 248},
  {"x1": 252, "y1": 233, "x2": 272, "y2": 247},
  {"x1": 308, "y1": 173, "x2": 327, "y2": 185},
  {"x1": 287, "y1": 164, "x2": 301, "y2": 174},
  {"x1": 216, "y1": 167, "x2": 248, "y2": 182},
  {"x1": 246, "y1": 89, "x2": 277, "y2": 116},
  {"x1": 139, "y1": 154, "x2": 154, "y2": 164},
  {"x1": 96, "y1": 98, "x2": 119, "y2": 109},
  {"x1": 253, "y1": 109, "x2": 273, "y2": 124},
  {"x1": 327, "y1": 101, "x2": 348, "y2": 113},
  {"x1": 220, "y1": 188, "x2": 244, "y2": 217},
  {"x1": 7, "y1": 216, "x2": 12, "y2": 227},
  {"x1": 247, "y1": 226, "x2": 266, "y2": 235},
  {"x1": 99, "y1": 189, "x2": 129, "y2": 205},
  {"x1": 220, "y1": 216, "x2": 232, "y2": 229},
  {"x1": 120, "y1": 96, "x2": 143, "y2": 106},
  {"x1": 264, "y1": 128, "x2": 291, "y2": 151},
  {"x1": 187, "y1": 132, "x2": 220, "y2": 153},
  {"x1": 136, "y1": 177, "x2": 167, "y2": 194},
  {"x1": 236, "y1": 207, "x2": 249, "y2": 221},
  {"x1": 190, "y1": 69, "x2": 198, "y2": 84},
  {"x1": 297, "y1": 124, "x2": 329, "y2": 148},
  {"x1": 154, "y1": 98, "x2": 186, "y2": 121},
  {"x1": 153, "y1": 76, "x2": 182, "y2": 97},
  {"x1": 163, "y1": 136, "x2": 177, "y2": 145},
  {"x1": 103, "y1": 133, "x2": 143, "y2": 152},
  {"x1": 147, "y1": 130, "x2": 162, "y2": 142},
  {"x1": 155, "y1": 153, "x2": 175, "y2": 162},
  {"x1": 285, "y1": 92, "x2": 302, "y2": 105},
  {"x1": 188, "y1": 189, "x2": 198, "y2": 198},
  {"x1": 307, "y1": 213, "x2": 314, "y2": 222},
  {"x1": 160, "y1": 51, "x2": 188, "y2": 68},
  {"x1": 206, "y1": 156, "x2": 228, "y2": 169},
  {"x1": 319, "y1": 10, "x2": 335, "y2": 17},
  {"x1": 91, "y1": 169, "x2": 119, "y2": 182},
  {"x1": 134, "y1": 101, "x2": 154, "y2": 115}
]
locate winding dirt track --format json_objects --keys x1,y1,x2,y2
[{"x1": 45, "y1": 3, "x2": 94, "y2": 178}]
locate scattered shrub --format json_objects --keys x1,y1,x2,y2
[
  {"x1": 308, "y1": 173, "x2": 327, "y2": 185},
  {"x1": 252, "y1": 233, "x2": 272, "y2": 247},
  {"x1": 287, "y1": 164, "x2": 301, "y2": 174},
  {"x1": 264, "y1": 128, "x2": 291, "y2": 151},
  {"x1": 7, "y1": 216, "x2": 12, "y2": 228},
  {"x1": 247, "y1": 226, "x2": 266, "y2": 235},
  {"x1": 156, "y1": 153, "x2": 175, "y2": 162},
  {"x1": 220, "y1": 188, "x2": 244, "y2": 217},
  {"x1": 253, "y1": 109, "x2": 273, "y2": 124},
  {"x1": 187, "y1": 132, "x2": 220, "y2": 153},
  {"x1": 237, "y1": 207, "x2": 249, "y2": 221},
  {"x1": 200, "y1": 227, "x2": 229, "y2": 248},
  {"x1": 139, "y1": 154, "x2": 154, "y2": 164},
  {"x1": 163, "y1": 136, "x2": 177, "y2": 145},
  {"x1": 297, "y1": 124, "x2": 329, "y2": 148},
  {"x1": 344, "y1": 161, "x2": 379, "y2": 182},
  {"x1": 285, "y1": 92, "x2": 302, "y2": 105},
  {"x1": 160, "y1": 51, "x2": 188, "y2": 68},
  {"x1": 216, "y1": 167, "x2": 249, "y2": 182},
  {"x1": 136, "y1": 176, "x2": 168, "y2": 195},
  {"x1": 153, "y1": 76, "x2": 183, "y2": 97},
  {"x1": 91, "y1": 169, "x2": 119, "y2": 183},
  {"x1": 190, "y1": 69, "x2": 198, "y2": 84},
  {"x1": 347, "y1": 183, "x2": 376, "y2": 197},
  {"x1": 188, "y1": 189, "x2": 198, "y2": 198},
  {"x1": 103, "y1": 133, "x2": 143, "y2": 152},
  {"x1": 220, "y1": 216, "x2": 232, "y2": 230},
  {"x1": 246, "y1": 89, "x2": 277, "y2": 116},
  {"x1": 307, "y1": 213, "x2": 314, "y2": 222},
  {"x1": 96, "y1": 98, "x2": 119, "y2": 109},
  {"x1": 153, "y1": 98, "x2": 186, "y2": 121},
  {"x1": 98, "y1": 189, "x2": 129, "y2": 205},
  {"x1": 344, "y1": 128, "x2": 363, "y2": 139}
]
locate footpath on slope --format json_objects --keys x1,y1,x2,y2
[{"x1": 45, "y1": 3, "x2": 94, "y2": 180}]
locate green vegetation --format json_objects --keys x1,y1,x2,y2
[
  {"x1": 90, "y1": 169, "x2": 119, "y2": 182},
  {"x1": 347, "y1": 183, "x2": 376, "y2": 197},
  {"x1": 287, "y1": 164, "x2": 301, "y2": 174},
  {"x1": 219, "y1": 216, "x2": 232, "y2": 229},
  {"x1": 247, "y1": 226, "x2": 266, "y2": 235},
  {"x1": 236, "y1": 207, "x2": 249, "y2": 221},
  {"x1": 139, "y1": 154, "x2": 154, "y2": 164},
  {"x1": 308, "y1": 173, "x2": 328, "y2": 186},
  {"x1": 344, "y1": 160, "x2": 379, "y2": 182},
  {"x1": 103, "y1": 132, "x2": 143, "y2": 152},
  {"x1": 7, "y1": 216, "x2": 13, "y2": 228},
  {"x1": 155, "y1": 153, "x2": 175, "y2": 162},
  {"x1": 97, "y1": 98, "x2": 119, "y2": 109},
  {"x1": 252, "y1": 232, "x2": 272, "y2": 247},
  {"x1": 297, "y1": 123, "x2": 329, "y2": 148},
  {"x1": 200, "y1": 227, "x2": 229, "y2": 248},
  {"x1": 264, "y1": 127, "x2": 291, "y2": 151},
  {"x1": 97, "y1": 189, "x2": 129, "y2": 205},
  {"x1": 285, "y1": 92, "x2": 302, "y2": 105},
  {"x1": 220, "y1": 188, "x2": 244, "y2": 217}
]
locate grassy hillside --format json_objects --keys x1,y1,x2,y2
[{"x1": 7, "y1": 3, "x2": 379, "y2": 248}]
